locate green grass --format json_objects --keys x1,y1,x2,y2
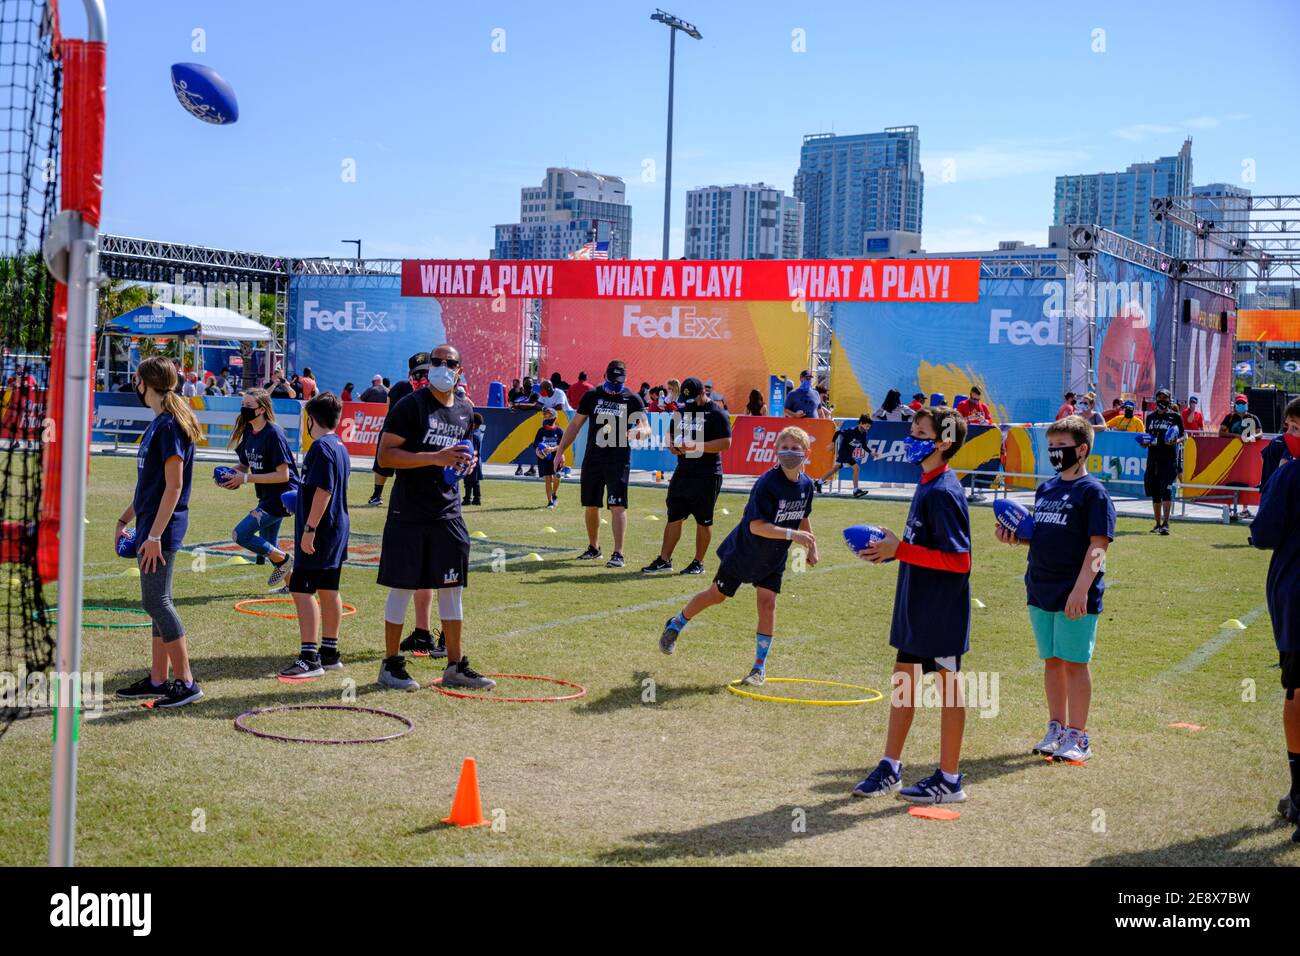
[{"x1": 1, "y1": 455, "x2": 1296, "y2": 866}]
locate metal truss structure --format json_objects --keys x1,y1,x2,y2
[{"x1": 1160, "y1": 193, "x2": 1300, "y2": 286}]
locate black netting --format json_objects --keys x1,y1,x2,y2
[{"x1": 0, "y1": 0, "x2": 60, "y2": 735}]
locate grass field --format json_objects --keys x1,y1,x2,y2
[{"x1": 1, "y1": 455, "x2": 1296, "y2": 866}]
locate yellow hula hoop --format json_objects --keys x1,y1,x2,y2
[{"x1": 726, "y1": 677, "x2": 883, "y2": 707}]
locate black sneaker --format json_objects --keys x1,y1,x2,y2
[
  {"x1": 814, "y1": 480, "x2": 823, "y2": 495},
  {"x1": 367, "y1": 495, "x2": 383, "y2": 507},
  {"x1": 319, "y1": 647, "x2": 343, "y2": 670},
  {"x1": 471, "y1": 499, "x2": 481, "y2": 506},
  {"x1": 577, "y1": 545, "x2": 602, "y2": 561},
  {"x1": 114, "y1": 675, "x2": 167, "y2": 700},
  {"x1": 641, "y1": 556, "x2": 673, "y2": 573},
  {"x1": 524, "y1": 467, "x2": 537, "y2": 477},
  {"x1": 852, "y1": 488, "x2": 868, "y2": 498},
  {"x1": 1150, "y1": 523, "x2": 1163, "y2": 534},
  {"x1": 256, "y1": 554, "x2": 267, "y2": 566},
  {"x1": 968, "y1": 492, "x2": 987, "y2": 503},
  {"x1": 606, "y1": 552, "x2": 625, "y2": 568},
  {"x1": 378, "y1": 655, "x2": 419, "y2": 691},
  {"x1": 441, "y1": 656, "x2": 497, "y2": 690},
  {"x1": 679, "y1": 559, "x2": 705, "y2": 575},
  {"x1": 400, "y1": 628, "x2": 439, "y2": 657},
  {"x1": 279, "y1": 656, "x2": 324, "y2": 680},
  {"x1": 1158, "y1": 524, "x2": 1170, "y2": 536},
  {"x1": 514, "y1": 465, "x2": 524, "y2": 476},
  {"x1": 154, "y1": 679, "x2": 204, "y2": 708},
  {"x1": 430, "y1": 632, "x2": 447, "y2": 659}
]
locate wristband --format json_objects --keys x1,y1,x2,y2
[
  {"x1": 785, "y1": 528, "x2": 793, "y2": 541},
  {"x1": 147, "y1": 534, "x2": 162, "y2": 543},
  {"x1": 303, "y1": 525, "x2": 316, "y2": 534},
  {"x1": 243, "y1": 471, "x2": 250, "y2": 484}
]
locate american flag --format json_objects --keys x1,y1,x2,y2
[{"x1": 569, "y1": 241, "x2": 610, "y2": 260}]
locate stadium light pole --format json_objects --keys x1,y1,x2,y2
[{"x1": 651, "y1": 10, "x2": 701, "y2": 260}]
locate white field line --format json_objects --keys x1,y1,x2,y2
[{"x1": 1156, "y1": 604, "x2": 1269, "y2": 681}]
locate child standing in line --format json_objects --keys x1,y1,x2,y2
[
  {"x1": 535, "y1": 408, "x2": 563, "y2": 509},
  {"x1": 463, "y1": 412, "x2": 484, "y2": 507}
]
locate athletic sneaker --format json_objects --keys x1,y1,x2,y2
[
  {"x1": 606, "y1": 552, "x2": 625, "y2": 569},
  {"x1": 898, "y1": 768, "x2": 967, "y2": 804},
  {"x1": 1150, "y1": 523, "x2": 1163, "y2": 534},
  {"x1": 514, "y1": 465, "x2": 523, "y2": 476},
  {"x1": 641, "y1": 556, "x2": 673, "y2": 573},
  {"x1": 852, "y1": 488, "x2": 869, "y2": 498},
  {"x1": 367, "y1": 495, "x2": 383, "y2": 507},
  {"x1": 279, "y1": 656, "x2": 324, "y2": 680},
  {"x1": 267, "y1": 553, "x2": 293, "y2": 590},
  {"x1": 524, "y1": 467, "x2": 536, "y2": 477},
  {"x1": 319, "y1": 647, "x2": 343, "y2": 671},
  {"x1": 968, "y1": 492, "x2": 987, "y2": 503},
  {"x1": 679, "y1": 559, "x2": 705, "y2": 575},
  {"x1": 1280, "y1": 795, "x2": 1300, "y2": 841},
  {"x1": 577, "y1": 545, "x2": 602, "y2": 561},
  {"x1": 1158, "y1": 524, "x2": 1170, "y2": 536},
  {"x1": 399, "y1": 629, "x2": 440, "y2": 657},
  {"x1": 814, "y1": 480, "x2": 824, "y2": 495},
  {"x1": 1032, "y1": 719, "x2": 1066, "y2": 756},
  {"x1": 271, "y1": 584, "x2": 290, "y2": 595},
  {"x1": 851, "y1": 759, "x2": 903, "y2": 799},
  {"x1": 1052, "y1": 728, "x2": 1092, "y2": 763},
  {"x1": 442, "y1": 656, "x2": 497, "y2": 690},
  {"x1": 546, "y1": 499, "x2": 556, "y2": 510},
  {"x1": 378, "y1": 655, "x2": 419, "y2": 691},
  {"x1": 154, "y1": 679, "x2": 204, "y2": 709},
  {"x1": 550, "y1": 497, "x2": 558, "y2": 508},
  {"x1": 740, "y1": 666, "x2": 765, "y2": 686},
  {"x1": 114, "y1": 675, "x2": 168, "y2": 700},
  {"x1": 659, "y1": 619, "x2": 680, "y2": 655}
]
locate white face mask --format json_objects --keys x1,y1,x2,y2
[{"x1": 428, "y1": 365, "x2": 457, "y2": 393}]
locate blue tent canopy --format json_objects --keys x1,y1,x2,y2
[{"x1": 104, "y1": 303, "x2": 273, "y2": 342}]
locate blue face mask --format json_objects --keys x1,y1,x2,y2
[
  {"x1": 428, "y1": 366, "x2": 457, "y2": 393},
  {"x1": 1235, "y1": 403, "x2": 1247, "y2": 413},
  {"x1": 903, "y1": 436, "x2": 936, "y2": 464},
  {"x1": 604, "y1": 378, "x2": 624, "y2": 393}
]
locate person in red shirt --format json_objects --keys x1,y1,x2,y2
[
  {"x1": 1181, "y1": 395, "x2": 1205, "y2": 432},
  {"x1": 1055, "y1": 392, "x2": 1076, "y2": 421},
  {"x1": 908, "y1": 392, "x2": 926, "y2": 412},
  {"x1": 566, "y1": 371, "x2": 592, "y2": 408},
  {"x1": 956, "y1": 386, "x2": 992, "y2": 425},
  {"x1": 1101, "y1": 398, "x2": 1123, "y2": 423}
]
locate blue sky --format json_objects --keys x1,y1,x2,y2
[{"x1": 64, "y1": 0, "x2": 1300, "y2": 260}]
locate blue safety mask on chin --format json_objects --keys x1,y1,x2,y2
[{"x1": 903, "y1": 436, "x2": 936, "y2": 464}]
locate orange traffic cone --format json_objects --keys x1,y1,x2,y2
[{"x1": 441, "y1": 757, "x2": 491, "y2": 828}]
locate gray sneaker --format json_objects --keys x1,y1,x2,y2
[
  {"x1": 441, "y1": 656, "x2": 497, "y2": 690},
  {"x1": 1031, "y1": 719, "x2": 1066, "y2": 756},
  {"x1": 378, "y1": 655, "x2": 419, "y2": 691},
  {"x1": 267, "y1": 553, "x2": 293, "y2": 590},
  {"x1": 659, "y1": 618, "x2": 680, "y2": 655},
  {"x1": 740, "y1": 666, "x2": 766, "y2": 686}
]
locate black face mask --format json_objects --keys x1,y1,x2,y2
[
  {"x1": 1123, "y1": 408, "x2": 1134, "y2": 418},
  {"x1": 1048, "y1": 444, "x2": 1083, "y2": 472},
  {"x1": 136, "y1": 384, "x2": 148, "y2": 406},
  {"x1": 1156, "y1": 399, "x2": 1170, "y2": 410},
  {"x1": 239, "y1": 407, "x2": 259, "y2": 423}
]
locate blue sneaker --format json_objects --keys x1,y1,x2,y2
[
  {"x1": 851, "y1": 759, "x2": 902, "y2": 799},
  {"x1": 899, "y1": 768, "x2": 967, "y2": 804}
]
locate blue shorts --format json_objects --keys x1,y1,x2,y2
[{"x1": 1027, "y1": 605, "x2": 1098, "y2": 663}]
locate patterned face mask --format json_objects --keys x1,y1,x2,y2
[
  {"x1": 902, "y1": 436, "x2": 935, "y2": 464},
  {"x1": 776, "y1": 449, "x2": 805, "y2": 469}
]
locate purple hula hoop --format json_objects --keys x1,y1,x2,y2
[{"x1": 234, "y1": 704, "x2": 415, "y2": 745}]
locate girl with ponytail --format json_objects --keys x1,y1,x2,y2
[
  {"x1": 112, "y1": 356, "x2": 204, "y2": 708},
  {"x1": 222, "y1": 387, "x2": 300, "y2": 589}
]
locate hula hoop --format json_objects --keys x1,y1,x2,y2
[
  {"x1": 233, "y1": 597, "x2": 358, "y2": 620},
  {"x1": 47, "y1": 605, "x2": 152, "y2": 629},
  {"x1": 428, "y1": 673, "x2": 587, "y2": 703},
  {"x1": 234, "y1": 704, "x2": 414, "y2": 745},
  {"x1": 726, "y1": 677, "x2": 883, "y2": 707}
]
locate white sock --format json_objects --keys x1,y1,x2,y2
[
  {"x1": 883, "y1": 757, "x2": 901, "y2": 774},
  {"x1": 941, "y1": 769, "x2": 960, "y2": 785}
]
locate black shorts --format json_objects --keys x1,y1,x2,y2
[
  {"x1": 1282, "y1": 651, "x2": 1300, "y2": 699},
  {"x1": 896, "y1": 650, "x2": 962, "y2": 674},
  {"x1": 289, "y1": 566, "x2": 342, "y2": 594},
  {"x1": 580, "y1": 460, "x2": 630, "y2": 508},
  {"x1": 376, "y1": 517, "x2": 470, "y2": 590},
  {"x1": 538, "y1": 456, "x2": 557, "y2": 478},
  {"x1": 372, "y1": 462, "x2": 394, "y2": 479},
  {"x1": 666, "y1": 473, "x2": 723, "y2": 526},
  {"x1": 836, "y1": 449, "x2": 860, "y2": 467},
  {"x1": 1144, "y1": 456, "x2": 1177, "y2": 501},
  {"x1": 713, "y1": 560, "x2": 783, "y2": 597}
]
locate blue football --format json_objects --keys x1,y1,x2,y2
[
  {"x1": 281, "y1": 488, "x2": 298, "y2": 514},
  {"x1": 170, "y1": 63, "x2": 239, "y2": 125},
  {"x1": 116, "y1": 527, "x2": 137, "y2": 558},
  {"x1": 993, "y1": 498, "x2": 1034, "y2": 540},
  {"x1": 843, "y1": 523, "x2": 894, "y2": 562},
  {"x1": 442, "y1": 440, "x2": 477, "y2": 485},
  {"x1": 213, "y1": 465, "x2": 239, "y2": 486},
  {"x1": 1164, "y1": 424, "x2": 1180, "y2": 443}
]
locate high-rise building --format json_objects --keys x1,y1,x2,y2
[
  {"x1": 780, "y1": 195, "x2": 804, "y2": 259},
  {"x1": 1189, "y1": 183, "x2": 1252, "y2": 278},
  {"x1": 493, "y1": 167, "x2": 631, "y2": 260},
  {"x1": 793, "y1": 126, "x2": 924, "y2": 258},
  {"x1": 683, "y1": 183, "x2": 803, "y2": 259},
  {"x1": 1053, "y1": 140, "x2": 1193, "y2": 257}
]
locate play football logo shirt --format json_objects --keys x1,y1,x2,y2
[
  {"x1": 384, "y1": 389, "x2": 473, "y2": 523},
  {"x1": 578, "y1": 385, "x2": 646, "y2": 465},
  {"x1": 1026, "y1": 473, "x2": 1116, "y2": 614}
]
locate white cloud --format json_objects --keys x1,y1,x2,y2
[
  {"x1": 1111, "y1": 113, "x2": 1249, "y2": 141},
  {"x1": 921, "y1": 141, "x2": 1091, "y2": 182}
]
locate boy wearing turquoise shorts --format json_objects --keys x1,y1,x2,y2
[{"x1": 995, "y1": 415, "x2": 1115, "y2": 762}]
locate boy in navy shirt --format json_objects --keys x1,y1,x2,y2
[
  {"x1": 817, "y1": 413, "x2": 874, "y2": 498},
  {"x1": 1248, "y1": 395, "x2": 1300, "y2": 842},
  {"x1": 535, "y1": 408, "x2": 564, "y2": 509},
  {"x1": 280, "y1": 393, "x2": 352, "y2": 680},
  {"x1": 994, "y1": 415, "x2": 1115, "y2": 763},
  {"x1": 1143, "y1": 386, "x2": 1184, "y2": 535},
  {"x1": 659, "y1": 426, "x2": 817, "y2": 686},
  {"x1": 852, "y1": 406, "x2": 972, "y2": 804}
]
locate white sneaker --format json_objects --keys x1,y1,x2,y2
[
  {"x1": 1053, "y1": 728, "x2": 1092, "y2": 763},
  {"x1": 1031, "y1": 719, "x2": 1066, "y2": 756}
]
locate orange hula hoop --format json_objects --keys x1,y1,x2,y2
[{"x1": 233, "y1": 597, "x2": 358, "y2": 620}]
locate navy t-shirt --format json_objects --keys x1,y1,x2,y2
[
  {"x1": 577, "y1": 385, "x2": 646, "y2": 465},
  {"x1": 237, "y1": 422, "x2": 299, "y2": 517},
  {"x1": 535, "y1": 424, "x2": 563, "y2": 459},
  {"x1": 1144, "y1": 407, "x2": 1183, "y2": 464},
  {"x1": 671, "y1": 403, "x2": 732, "y2": 477},
  {"x1": 133, "y1": 413, "x2": 195, "y2": 552},
  {"x1": 716, "y1": 467, "x2": 814, "y2": 582},
  {"x1": 837, "y1": 425, "x2": 870, "y2": 463},
  {"x1": 785, "y1": 384, "x2": 820, "y2": 418},
  {"x1": 1025, "y1": 473, "x2": 1116, "y2": 614},
  {"x1": 890, "y1": 468, "x2": 971, "y2": 658},
  {"x1": 295, "y1": 432, "x2": 350, "y2": 571},
  {"x1": 384, "y1": 388, "x2": 473, "y2": 524},
  {"x1": 1250, "y1": 457, "x2": 1300, "y2": 652}
]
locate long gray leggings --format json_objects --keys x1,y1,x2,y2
[{"x1": 139, "y1": 550, "x2": 185, "y2": 642}]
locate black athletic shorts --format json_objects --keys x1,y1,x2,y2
[
  {"x1": 666, "y1": 473, "x2": 723, "y2": 526},
  {"x1": 289, "y1": 566, "x2": 341, "y2": 594},
  {"x1": 713, "y1": 559, "x2": 783, "y2": 597},
  {"x1": 376, "y1": 517, "x2": 470, "y2": 590},
  {"x1": 896, "y1": 649, "x2": 962, "y2": 674},
  {"x1": 580, "y1": 460, "x2": 630, "y2": 508},
  {"x1": 1144, "y1": 457, "x2": 1178, "y2": 502},
  {"x1": 538, "y1": 456, "x2": 557, "y2": 478},
  {"x1": 372, "y1": 461, "x2": 394, "y2": 479},
  {"x1": 1282, "y1": 651, "x2": 1300, "y2": 699}
]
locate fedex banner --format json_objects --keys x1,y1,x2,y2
[
  {"x1": 541, "y1": 298, "x2": 808, "y2": 412},
  {"x1": 401, "y1": 259, "x2": 980, "y2": 302},
  {"x1": 287, "y1": 275, "x2": 524, "y2": 406}
]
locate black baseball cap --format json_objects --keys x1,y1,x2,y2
[
  {"x1": 680, "y1": 376, "x2": 704, "y2": 400},
  {"x1": 408, "y1": 351, "x2": 432, "y2": 372},
  {"x1": 606, "y1": 360, "x2": 627, "y2": 382}
]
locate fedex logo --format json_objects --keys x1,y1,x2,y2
[
  {"x1": 989, "y1": 308, "x2": 1060, "y2": 346},
  {"x1": 302, "y1": 300, "x2": 402, "y2": 333},
  {"x1": 622, "y1": 305, "x2": 727, "y2": 340}
]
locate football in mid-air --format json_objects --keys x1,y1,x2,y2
[
  {"x1": 993, "y1": 498, "x2": 1035, "y2": 540},
  {"x1": 170, "y1": 63, "x2": 239, "y2": 125}
]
